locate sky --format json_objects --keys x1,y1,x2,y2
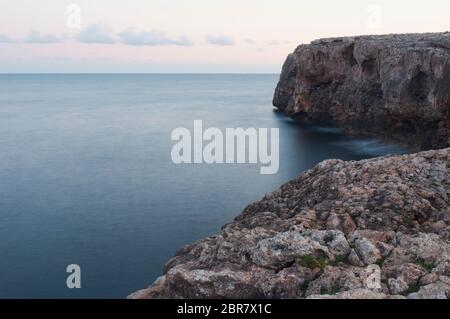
[{"x1": 0, "y1": 0, "x2": 449, "y2": 73}]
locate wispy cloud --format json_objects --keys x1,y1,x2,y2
[
  {"x1": 0, "y1": 26, "x2": 194, "y2": 47},
  {"x1": 118, "y1": 29, "x2": 192, "y2": 46},
  {"x1": 206, "y1": 35, "x2": 235, "y2": 46},
  {"x1": 75, "y1": 24, "x2": 116, "y2": 44},
  {"x1": 24, "y1": 31, "x2": 60, "y2": 43},
  {"x1": 0, "y1": 34, "x2": 15, "y2": 43}
]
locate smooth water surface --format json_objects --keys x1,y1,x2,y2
[{"x1": 0, "y1": 74, "x2": 408, "y2": 298}]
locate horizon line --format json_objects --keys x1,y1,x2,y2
[{"x1": 0, "y1": 72, "x2": 280, "y2": 75}]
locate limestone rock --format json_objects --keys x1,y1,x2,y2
[
  {"x1": 273, "y1": 33, "x2": 450, "y2": 150},
  {"x1": 130, "y1": 148, "x2": 449, "y2": 299},
  {"x1": 354, "y1": 238, "x2": 381, "y2": 265},
  {"x1": 307, "y1": 288, "x2": 406, "y2": 299}
]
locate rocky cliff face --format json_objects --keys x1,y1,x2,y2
[
  {"x1": 130, "y1": 148, "x2": 449, "y2": 299},
  {"x1": 273, "y1": 33, "x2": 450, "y2": 150}
]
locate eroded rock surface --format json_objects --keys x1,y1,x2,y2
[
  {"x1": 273, "y1": 33, "x2": 450, "y2": 150},
  {"x1": 130, "y1": 148, "x2": 449, "y2": 299}
]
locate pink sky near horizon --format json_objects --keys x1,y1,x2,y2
[{"x1": 0, "y1": 0, "x2": 449, "y2": 72}]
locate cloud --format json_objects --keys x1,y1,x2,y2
[
  {"x1": 75, "y1": 24, "x2": 116, "y2": 44},
  {"x1": 0, "y1": 34, "x2": 15, "y2": 43},
  {"x1": 24, "y1": 31, "x2": 61, "y2": 43},
  {"x1": 118, "y1": 29, "x2": 192, "y2": 46},
  {"x1": 206, "y1": 35, "x2": 235, "y2": 46}
]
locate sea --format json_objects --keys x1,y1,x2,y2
[{"x1": 0, "y1": 74, "x2": 408, "y2": 298}]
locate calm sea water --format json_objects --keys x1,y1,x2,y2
[{"x1": 0, "y1": 74, "x2": 407, "y2": 298}]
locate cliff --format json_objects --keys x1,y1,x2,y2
[
  {"x1": 273, "y1": 33, "x2": 450, "y2": 150},
  {"x1": 130, "y1": 148, "x2": 449, "y2": 299}
]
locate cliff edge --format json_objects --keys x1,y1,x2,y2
[
  {"x1": 273, "y1": 33, "x2": 450, "y2": 150},
  {"x1": 131, "y1": 148, "x2": 449, "y2": 299}
]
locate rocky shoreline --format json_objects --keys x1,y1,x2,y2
[
  {"x1": 130, "y1": 33, "x2": 450, "y2": 299},
  {"x1": 131, "y1": 148, "x2": 449, "y2": 299}
]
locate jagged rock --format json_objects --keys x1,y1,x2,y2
[
  {"x1": 162, "y1": 266, "x2": 261, "y2": 299},
  {"x1": 249, "y1": 230, "x2": 329, "y2": 269},
  {"x1": 388, "y1": 278, "x2": 409, "y2": 294},
  {"x1": 348, "y1": 249, "x2": 364, "y2": 267},
  {"x1": 273, "y1": 33, "x2": 450, "y2": 150},
  {"x1": 304, "y1": 266, "x2": 368, "y2": 296},
  {"x1": 420, "y1": 273, "x2": 440, "y2": 285},
  {"x1": 303, "y1": 230, "x2": 351, "y2": 258},
  {"x1": 354, "y1": 238, "x2": 381, "y2": 265},
  {"x1": 408, "y1": 279, "x2": 450, "y2": 299},
  {"x1": 395, "y1": 232, "x2": 448, "y2": 263},
  {"x1": 307, "y1": 288, "x2": 406, "y2": 299},
  {"x1": 128, "y1": 276, "x2": 166, "y2": 299},
  {"x1": 130, "y1": 148, "x2": 449, "y2": 299},
  {"x1": 435, "y1": 260, "x2": 450, "y2": 275}
]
